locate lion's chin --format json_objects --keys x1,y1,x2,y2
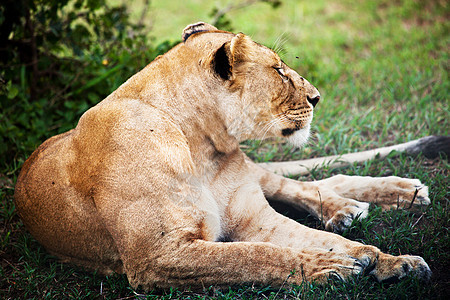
[{"x1": 286, "y1": 124, "x2": 310, "y2": 148}]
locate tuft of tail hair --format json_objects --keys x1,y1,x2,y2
[
  {"x1": 258, "y1": 135, "x2": 449, "y2": 177},
  {"x1": 405, "y1": 135, "x2": 450, "y2": 159}
]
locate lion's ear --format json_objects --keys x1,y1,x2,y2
[
  {"x1": 229, "y1": 33, "x2": 253, "y2": 63},
  {"x1": 182, "y1": 22, "x2": 218, "y2": 42},
  {"x1": 211, "y1": 33, "x2": 253, "y2": 80},
  {"x1": 212, "y1": 42, "x2": 232, "y2": 80}
]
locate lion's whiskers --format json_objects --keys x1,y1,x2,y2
[{"x1": 257, "y1": 113, "x2": 289, "y2": 141}]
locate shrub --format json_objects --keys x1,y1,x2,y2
[{"x1": 0, "y1": 0, "x2": 174, "y2": 170}]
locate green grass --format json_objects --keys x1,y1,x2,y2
[{"x1": 1, "y1": 0, "x2": 449, "y2": 298}]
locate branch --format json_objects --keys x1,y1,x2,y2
[
  {"x1": 211, "y1": 0, "x2": 278, "y2": 26},
  {"x1": 137, "y1": 0, "x2": 151, "y2": 29},
  {"x1": 25, "y1": 4, "x2": 39, "y2": 102}
]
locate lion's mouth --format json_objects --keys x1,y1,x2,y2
[
  {"x1": 281, "y1": 128, "x2": 298, "y2": 137},
  {"x1": 280, "y1": 113, "x2": 312, "y2": 137}
]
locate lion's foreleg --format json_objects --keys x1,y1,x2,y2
[
  {"x1": 124, "y1": 239, "x2": 376, "y2": 288},
  {"x1": 246, "y1": 158, "x2": 370, "y2": 232},
  {"x1": 102, "y1": 197, "x2": 364, "y2": 288},
  {"x1": 227, "y1": 186, "x2": 431, "y2": 283},
  {"x1": 315, "y1": 174, "x2": 430, "y2": 211},
  {"x1": 247, "y1": 157, "x2": 430, "y2": 232}
]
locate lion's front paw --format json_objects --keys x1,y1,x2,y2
[
  {"x1": 375, "y1": 177, "x2": 430, "y2": 211},
  {"x1": 371, "y1": 253, "x2": 432, "y2": 282},
  {"x1": 324, "y1": 200, "x2": 370, "y2": 233}
]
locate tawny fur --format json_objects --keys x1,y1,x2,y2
[{"x1": 14, "y1": 22, "x2": 431, "y2": 290}]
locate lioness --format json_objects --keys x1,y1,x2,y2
[{"x1": 15, "y1": 22, "x2": 431, "y2": 290}]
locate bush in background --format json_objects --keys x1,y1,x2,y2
[{"x1": 0, "y1": 0, "x2": 174, "y2": 170}]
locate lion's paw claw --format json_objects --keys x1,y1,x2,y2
[{"x1": 325, "y1": 201, "x2": 370, "y2": 233}]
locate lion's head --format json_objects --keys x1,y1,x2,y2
[{"x1": 181, "y1": 22, "x2": 320, "y2": 147}]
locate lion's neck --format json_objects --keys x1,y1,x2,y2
[{"x1": 110, "y1": 57, "x2": 260, "y2": 163}]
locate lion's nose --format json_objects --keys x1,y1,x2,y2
[{"x1": 307, "y1": 95, "x2": 320, "y2": 108}]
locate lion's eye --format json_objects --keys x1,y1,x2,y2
[{"x1": 274, "y1": 67, "x2": 288, "y2": 81}]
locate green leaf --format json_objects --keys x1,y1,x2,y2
[{"x1": 7, "y1": 85, "x2": 19, "y2": 99}]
